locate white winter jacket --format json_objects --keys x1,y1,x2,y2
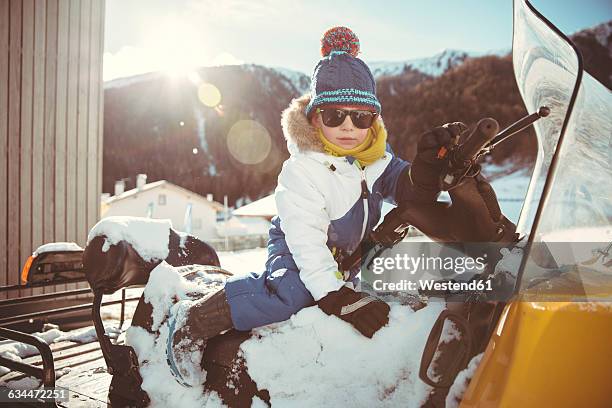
[{"x1": 272, "y1": 95, "x2": 412, "y2": 301}]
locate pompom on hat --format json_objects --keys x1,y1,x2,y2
[{"x1": 305, "y1": 26, "x2": 381, "y2": 118}]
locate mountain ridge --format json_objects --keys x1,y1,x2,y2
[{"x1": 102, "y1": 20, "x2": 611, "y2": 205}]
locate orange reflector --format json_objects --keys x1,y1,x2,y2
[{"x1": 21, "y1": 255, "x2": 34, "y2": 284}]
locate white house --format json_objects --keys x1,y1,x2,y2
[
  {"x1": 101, "y1": 176, "x2": 225, "y2": 241},
  {"x1": 232, "y1": 194, "x2": 276, "y2": 236},
  {"x1": 233, "y1": 194, "x2": 277, "y2": 220}
]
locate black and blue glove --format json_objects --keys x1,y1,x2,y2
[
  {"x1": 318, "y1": 286, "x2": 390, "y2": 338},
  {"x1": 408, "y1": 122, "x2": 468, "y2": 203}
]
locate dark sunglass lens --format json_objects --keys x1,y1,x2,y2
[
  {"x1": 321, "y1": 109, "x2": 347, "y2": 127},
  {"x1": 350, "y1": 111, "x2": 376, "y2": 129}
]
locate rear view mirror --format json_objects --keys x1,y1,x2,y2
[{"x1": 419, "y1": 310, "x2": 473, "y2": 388}]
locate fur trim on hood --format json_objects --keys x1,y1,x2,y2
[
  {"x1": 281, "y1": 95, "x2": 325, "y2": 154},
  {"x1": 280, "y1": 94, "x2": 387, "y2": 154}
]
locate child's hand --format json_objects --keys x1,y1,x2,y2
[
  {"x1": 416, "y1": 122, "x2": 467, "y2": 163},
  {"x1": 318, "y1": 286, "x2": 390, "y2": 338},
  {"x1": 409, "y1": 122, "x2": 467, "y2": 201}
]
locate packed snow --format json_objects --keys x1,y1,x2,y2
[
  {"x1": 445, "y1": 353, "x2": 484, "y2": 408},
  {"x1": 33, "y1": 242, "x2": 83, "y2": 256},
  {"x1": 126, "y1": 262, "x2": 229, "y2": 406},
  {"x1": 218, "y1": 248, "x2": 268, "y2": 275},
  {"x1": 241, "y1": 303, "x2": 445, "y2": 407},
  {"x1": 87, "y1": 216, "x2": 173, "y2": 261},
  {"x1": 3, "y1": 376, "x2": 44, "y2": 389},
  {"x1": 0, "y1": 324, "x2": 122, "y2": 366},
  {"x1": 0, "y1": 323, "x2": 119, "y2": 385},
  {"x1": 0, "y1": 328, "x2": 64, "y2": 363},
  {"x1": 55, "y1": 325, "x2": 121, "y2": 344}
]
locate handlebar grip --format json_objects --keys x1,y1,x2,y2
[{"x1": 454, "y1": 118, "x2": 499, "y2": 165}]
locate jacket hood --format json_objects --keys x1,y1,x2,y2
[
  {"x1": 281, "y1": 95, "x2": 325, "y2": 155},
  {"x1": 280, "y1": 94, "x2": 387, "y2": 156}
]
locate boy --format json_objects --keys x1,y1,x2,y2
[{"x1": 165, "y1": 27, "x2": 515, "y2": 385}]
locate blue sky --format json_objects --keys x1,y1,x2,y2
[{"x1": 104, "y1": 0, "x2": 612, "y2": 81}]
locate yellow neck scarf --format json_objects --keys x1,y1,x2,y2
[{"x1": 317, "y1": 119, "x2": 387, "y2": 167}]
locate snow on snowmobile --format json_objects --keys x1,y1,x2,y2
[{"x1": 80, "y1": 0, "x2": 611, "y2": 406}]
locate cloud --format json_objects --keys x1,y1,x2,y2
[
  {"x1": 103, "y1": 46, "x2": 244, "y2": 82},
  {"x1": 211, "y1": 52, "x2": 244, "y2": 66}
]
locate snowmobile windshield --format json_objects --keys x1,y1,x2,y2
[{"x1": 513, "y1": 0, "x2": 612, "y2": 300}]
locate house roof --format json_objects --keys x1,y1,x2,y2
[
  {"x1": 233, "y1": 194, "x2": 277, "y2": 217},
  {"x1": 105, "y1": 180, "x2": 225, "y2": 211}
]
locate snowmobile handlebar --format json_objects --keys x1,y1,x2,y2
[
  {"x1": 440, "y1": 107, "x2": 550, "y2": 190},
  {"x1": 485, "y1": 106, "x2": 550, "y2": 152},
  {"x1": 439, "y1": 118, "x2": 499, "y2": 190},
  {"x1": 448, "y1": 118, "x2": 499, "y2": 170}
]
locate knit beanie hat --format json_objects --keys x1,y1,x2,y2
[{"x1": 304, "y1": 27, "x2": 381, "y2": 118}]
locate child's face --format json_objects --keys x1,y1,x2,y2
[{"x1": 312, "y1": 106, "x2": 370, "y2": 150}]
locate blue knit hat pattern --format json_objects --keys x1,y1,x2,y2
[{"x1": 305, "y1": 27, "x2": 381, "y2": 118}]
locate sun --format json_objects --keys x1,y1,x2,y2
[{"x1": 143, "y1": 17, "x2": 207, "y2": 79}]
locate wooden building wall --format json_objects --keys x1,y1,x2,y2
[{"x1": 0, "y1": 0, "x2": 105, "y2": 299}]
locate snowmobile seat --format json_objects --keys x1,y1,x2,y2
[
  {"x1": 128, "y1": 266, "x2": 270, "y2": 407},
  {"x1": 82, "y1": 226, "x2": 224, "y2": 407}
]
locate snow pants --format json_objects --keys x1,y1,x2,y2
[{"x1": 223, "y1": 255, "x2": 315, "y2": 331}]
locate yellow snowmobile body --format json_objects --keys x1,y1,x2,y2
[{"x1": 461, "y1": 271, "x2": 612, "y2": 407}]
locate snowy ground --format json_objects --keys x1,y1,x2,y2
[
  {"x1": 0, "y1": 324, "x2": 122, "y2": 380},
  {"x1": 487, "y1": 167, "x2": 530, "y2": 224}
]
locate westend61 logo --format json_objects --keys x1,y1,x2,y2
[
  {"x1": 370, "y1": 253, "x2": 487, "y2": 275},
  {"x1": 361, "y1": 242, "x2": 500, "y2": 297}
]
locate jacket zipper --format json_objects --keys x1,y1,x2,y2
[{"x1": 357, "y1": 162, "x2": 369, "y2": 242}]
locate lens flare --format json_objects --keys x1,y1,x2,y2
[
  {"x1": 198, "y1": 83, "x2": 221, "y2": 107},
  {"x1": 226, "y1": 120, "x2": 272, "y2": 165}
]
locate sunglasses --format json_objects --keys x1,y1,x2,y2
[{"x1": 317, "y1": 108, "x2": 378, "y2": 129}]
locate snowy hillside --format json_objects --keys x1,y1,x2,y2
[
  {"x1": 271, "y1": 67, "x2": 310, "y2": 94},
  {"x1": 573, "y1": 20, "x2": 612, "y2": 56},
  {"x1": 368, "y1": 48, "x2": 508, "y2": 78},
  {"x1": 104, "y1": 71, "x2": 162, "y2": 90}
]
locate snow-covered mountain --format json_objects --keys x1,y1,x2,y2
[
  {"x1": 573, "y1": 20, "x2": 612, "y2": 56},
  {"x1": 104, "y1": 71, "x2": 161, "y2": 90},
  {"x1": 367, "y1": 48, "x2": 509, "y2": 79},
  {"x1": 271, "y1": 67, "x2": 310, "y2": 94},
  {"x1": 269, "y1": 48, "x2": 510, "y2": 86},
  {"x1": 570, "y1": 20, "x2": 612, "y2": 88}
]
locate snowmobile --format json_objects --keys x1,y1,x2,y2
[{"x1": 81, "y1": 0, "x2": 612, "y2": 406}]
